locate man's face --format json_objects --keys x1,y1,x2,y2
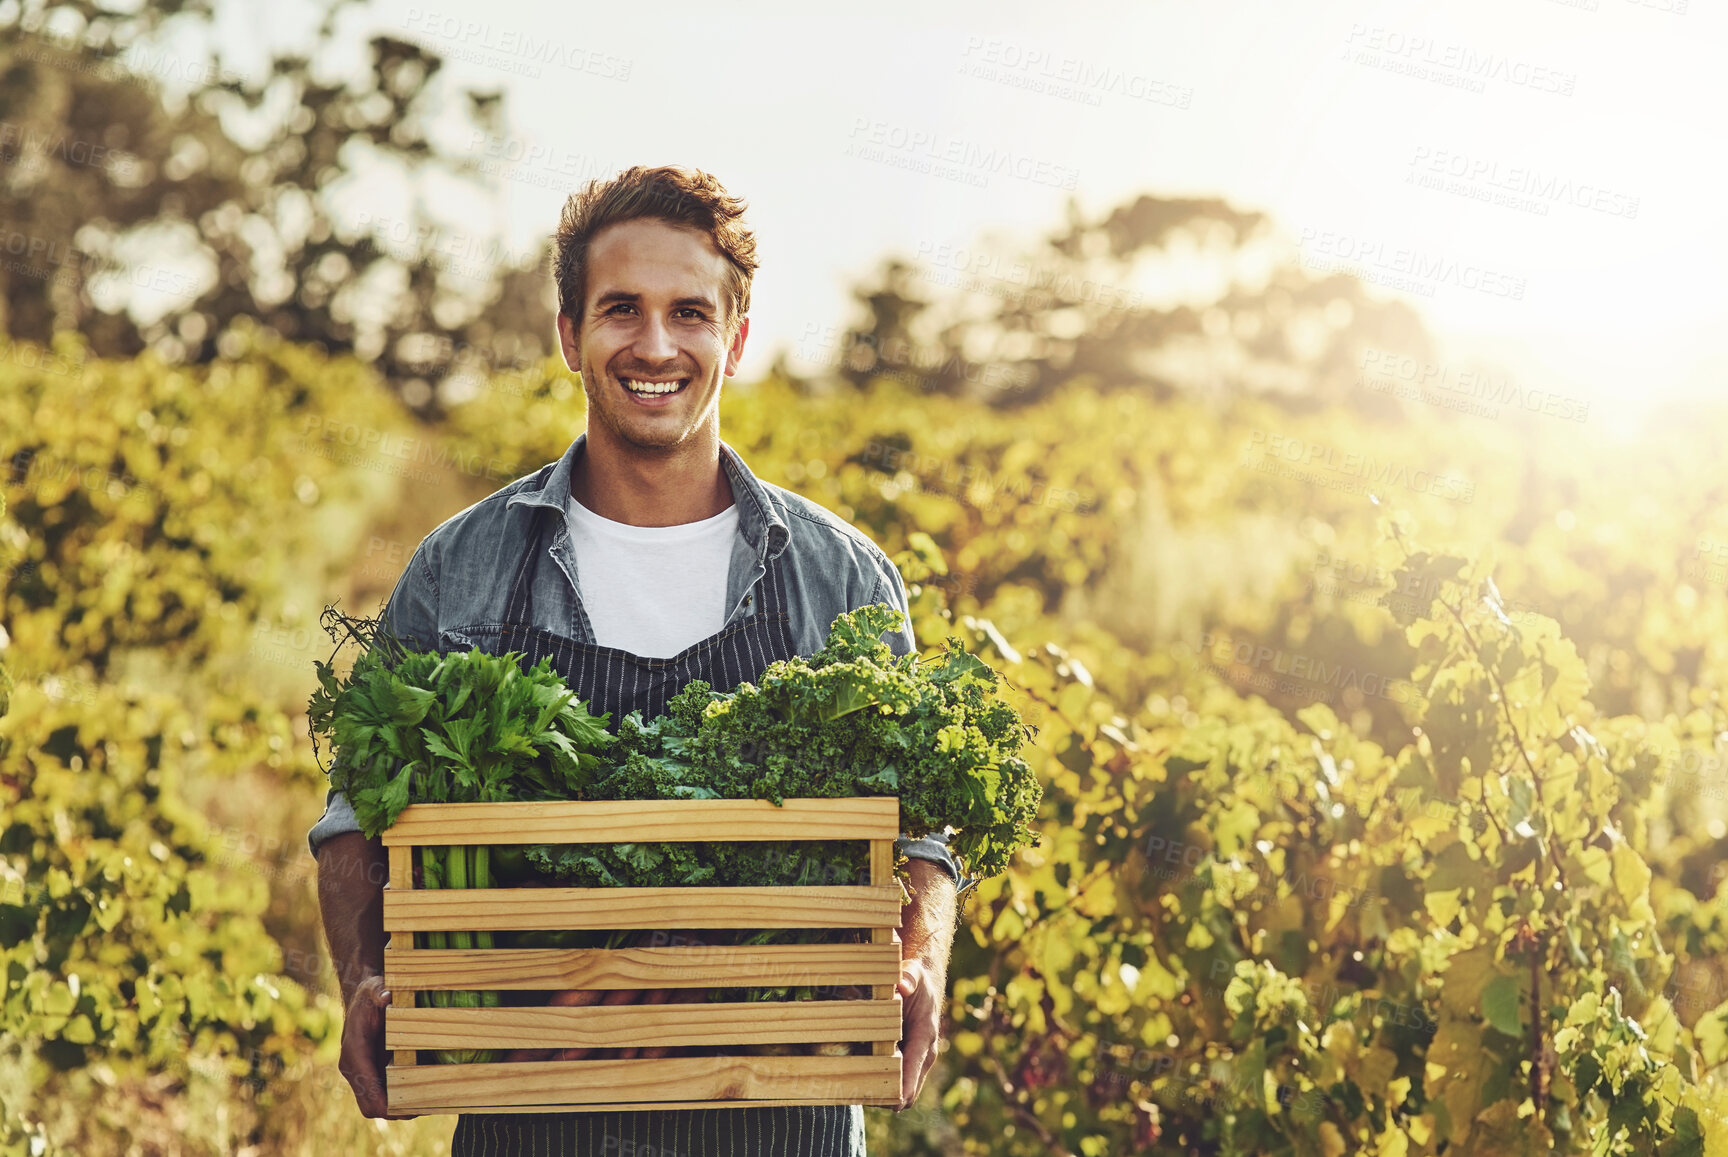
[{"x1": 557, "y1": 217, "x2": 748, "y2": 454}]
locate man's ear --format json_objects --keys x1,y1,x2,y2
[
  {"x1": 556, "y1": 313, "x2": 581, "y2": 373},
  {"x1": 724, "y1": 315, "x2": 750, "y2": 378}
]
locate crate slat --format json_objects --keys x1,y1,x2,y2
[
  {"x1": 869, "y1": 838, "x2": 901, "y2": 1059},
  {"x1": 386, "y1": 996, "x2": 902, "y2": 1049},
  {"x1": 392, "y1": 1097, "x2": 904, "y2": 1113},
  {"x1": 383, "y1": 885, "x2": 902, "y2": 932},
  {"x1": 381, "y1": 798, "x2": 900, "y2": 846},
  {"x1": 385, "y1": 1054, "x2": 902, "y2": 1112},
  {"x1": 379, "y1": 796, "x2": 907, "y2": 1112},
  {"x1": 387, "y1": 845, "x2": 418, "y2": 1069},
  {"x1": 384, "y1": 942, "x2": 901, "y2": 990}
]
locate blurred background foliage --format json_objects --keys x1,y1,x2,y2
[
  {"x1": 8, "y1": 1, "x2": 1728, "y2": 1154},
  {"x1": 0, "y1": 0, "x2": 552, "y2": 413}
]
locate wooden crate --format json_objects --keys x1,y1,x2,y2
[{"x1": 381, "y1": 797, "x2": 905, "y2": 1114}]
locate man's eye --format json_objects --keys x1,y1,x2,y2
[
  {"x1": 606, "y1": 304, "x2": 635, "y2": 315},
  {"x1": 676, "y1": 308, "x2": 707, "y2": 320}
]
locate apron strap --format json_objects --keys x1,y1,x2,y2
[{"x1": 502, "y1": 502, "x2": 554, "y2": 630}]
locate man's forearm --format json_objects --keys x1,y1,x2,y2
[
  {"x1": 898, "y1": 856, "x2": 958, "y2": 978},
  {"x1": 317, "y1": 831, "x2": 391, "y2": 1008}
]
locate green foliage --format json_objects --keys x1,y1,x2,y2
[
  {"x1": 15, "y1": 316, "x2": 1728, "y2": 1155},
  {"x1": 308, "y1": 608, "x2": 614, "y2": 839},
  {"x1": 0, "y1": 337, "x2": 424, "y2": 1153},
  {"x1": 916, "y1": 526, "x2": 1728, "y2": 1156},
  {"x1": 524, "y1": 604, "x2": 1042, "y2": 888},
  {"x1": 427, "y1": 350, "x2": 1728, "y2": 1156},
  {"x1": 306, "y1": 607, "x2": 619, "y2": 1064}
]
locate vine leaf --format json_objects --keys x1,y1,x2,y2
[{"x1": 1482, "y1": 974, "x2": 1522, "y2": 1038}]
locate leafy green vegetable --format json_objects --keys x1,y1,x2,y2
[
  {"x1": 524, "y1": 603, "x2": 1042, "y2": 886},
  {"x1": 308, "y1": 607, "x2": 617, "y2": 1061},
  {"x1": 312, "y1": 603, "x2": 1041, "y2": 891},
  {"x1": 308, "y1": 603, "x2": 1042, "y2": 1038},
  {"x1": 308, "y1": 608, "x2": 614, "y2": 839}
]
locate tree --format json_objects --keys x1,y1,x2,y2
[
  {"x1": 808, "y1": 193, "x2": 1435, "y2": 413},
  {"x1": 0, "y1": 0, "x2": 555, "y2": 414}
]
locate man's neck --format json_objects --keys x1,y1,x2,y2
[{"x1": 570, "y1": 426, "x2": 735, "y2": 527}]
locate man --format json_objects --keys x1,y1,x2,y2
[{"x1": 308, "y1": 165, "x2": 964, "y2": 1155}]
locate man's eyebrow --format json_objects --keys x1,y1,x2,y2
[{"x1": 592, "y1": 289, "x2": 719, "y2": 312}]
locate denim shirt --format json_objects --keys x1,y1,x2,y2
[{"x1": 306, "y1": 431, "x2": 965, "y2": 888}]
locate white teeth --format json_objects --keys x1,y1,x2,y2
[{"x1": 622, "y1": 378, "x2": 686, "y2": 395}]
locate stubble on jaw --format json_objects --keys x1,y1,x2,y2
[
  {"x1": 578, "y1": 318, "x2": 738, "y2": 454},
  {"x1": 579, "y1": 362, "x2": 722, "y2": 456}
]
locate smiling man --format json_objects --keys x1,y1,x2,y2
[{"x1": 310, "y1": 165, "x2": 964, "y2": 1156}]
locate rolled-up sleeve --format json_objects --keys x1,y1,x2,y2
[
  {"x1": 895, "y1": 828, "x2": 973, "y2": 893},
  {"x1": 306, "y1": 539, "x2": 441, "y2": 860},
  {"x1": 306, "y1": 785, "x2": 361, "y2": 859}
]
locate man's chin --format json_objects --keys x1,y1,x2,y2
[{"x1": 613, "y1": 419, "x2": 695, "y2": 454}]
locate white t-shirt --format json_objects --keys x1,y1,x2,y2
[{"x1": 563, "y1": 493, "x2": 739, "y2": 658}]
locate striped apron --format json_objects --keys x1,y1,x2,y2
[{"x1": 448, "y1": 501, "x2": 869, "y2": 1156}]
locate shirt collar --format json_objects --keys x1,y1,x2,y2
[{"x1": 506, "y1": 431, "x2": 789, "y2": 560}]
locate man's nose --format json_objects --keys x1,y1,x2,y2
[{"x1": 632, "y1": 312, "x2": 679, "y2": 363}]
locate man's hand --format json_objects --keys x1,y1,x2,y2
[
  {"x1": 896, "y1": 957, "x2": 943, "y2": 1110},
  {"x1": 338, "y1": 974, "x2": 417, "y2": 1120},
  {"x1": 318, "y1": 833, "x2": 415, "y2": 1120},
  {"x1": 894, "y1": 858, "x2": 958, "y2": 1112}
]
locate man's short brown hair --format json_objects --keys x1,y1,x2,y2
[{"x1": 554, "y1": 165, "x2": 758, "y2": 334}]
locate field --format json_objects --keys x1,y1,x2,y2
[{"x1": 6, "y1": 327, "x2": 1728, "y2": 1154}]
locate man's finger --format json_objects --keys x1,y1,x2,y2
[
  {"x1": 340, "y1": 978, "x2": 418, "y2": 1120},
  {"x1": 902, "y1": 1031, "x2": 937, "y2": 1109}
]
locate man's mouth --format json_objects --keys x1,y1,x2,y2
[{"x1": 620, "y1": 376, "x2": 689, "y2": 397}]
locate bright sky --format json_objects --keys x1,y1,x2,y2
[{"x1": 216, "y1": 0, "x2": 1724, "y2": 427}]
